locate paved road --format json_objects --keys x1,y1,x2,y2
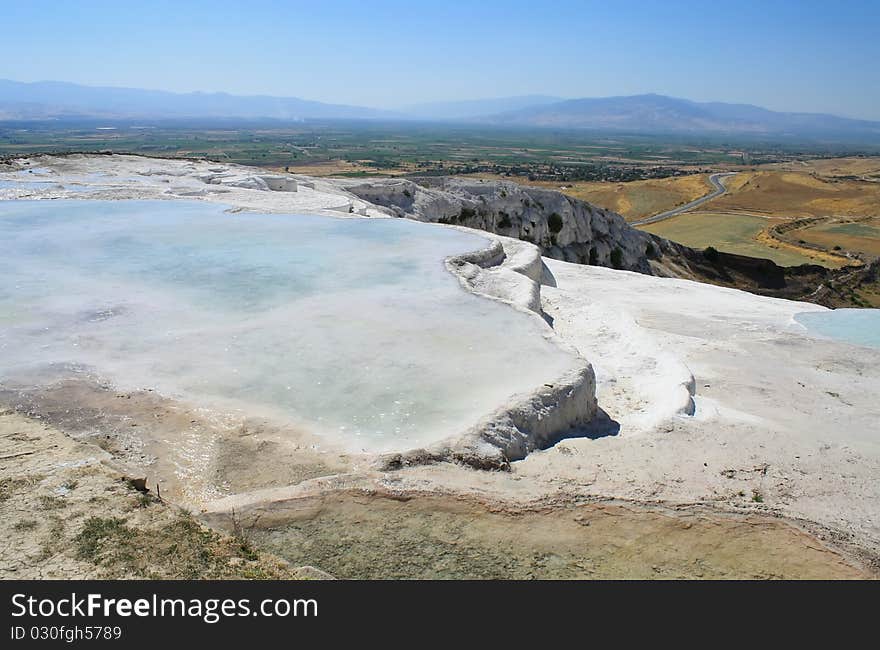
[{"x1": 631, "y1": 172, "x2": 737, "y2": 227}]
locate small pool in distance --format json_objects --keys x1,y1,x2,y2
[
  {"x1": 794, "y1": 309, "x2": 880, "y2": 350},
  {"x1": 0, "y1": 200, "x2": 577, "y2": 453}
]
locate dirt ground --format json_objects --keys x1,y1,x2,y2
[
  {"x1": 247, "y1": 492, "x2": 871, "y2": 580},
  {"x1": 0, "y1": 408, "x2": 322, "y2": 579}
]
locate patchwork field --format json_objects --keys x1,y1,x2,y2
[{"x1": 641, "y1": 212, "x2": 848, "y2": 267}]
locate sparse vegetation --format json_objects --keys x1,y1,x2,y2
[
  {"x1": 75, "y1": 516, "x2": 133, "y2": 561},
  {"x1": 610, "y1": 247, "x2": 624, "y2": 269},
  {"x1": 70, "y1": 510, "x2": 289, "y2": 579}
]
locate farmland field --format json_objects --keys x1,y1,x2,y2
[
  {"x1": 1, "y1": 119, "x2": 863, "y2": 176},
  {"x1": 795, "y1": 219, "x2": 880, "y2": 258},
  {"x1": 640, "y1": 212, "x2": 847, "y2": 267}
]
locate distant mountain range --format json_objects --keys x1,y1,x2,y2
[
  {"x1": 0, "y1": 79, "x2": 391, "y2": 121},
  {"x1": 2, "y1": 80, "x2": 879, "y2": 142},
  {"x1": 479, "y1": 94, "x2": 880, "y2": 139}
]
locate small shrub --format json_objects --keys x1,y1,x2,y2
[
  {"x1": 751, "y1": 490, "x2": 764, "y2": 503},
  {"x1": 548, "y1": 212, "x2": 564, "y2": 234},
  {"x1": 610, "y1": 247, "x2": 623, "y2": 269},
  {"x1": 75, "y1": 517, "x2": 133, "y2": 560},
  {"x1": 833, "y1": 245, "x2": 842, "y2": 251},
  {"x1": 459, "y1": 206, "x2": 476, "y2": 220},
  {"x1": 703, "y1": 246, "x2": 720, "y2": 262},
  {"x1": 645, "y1": 242, "x2": 655, "y2": 257}
]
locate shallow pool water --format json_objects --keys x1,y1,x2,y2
[
  {"x1": 0, "y1": 200, "x2": 577, "y2": 452},
  {"x1": 794, "y1": 309, "x2": 880, "y2": 350}
]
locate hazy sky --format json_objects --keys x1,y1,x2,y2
[{"x1": 3, "y1": 0, "x2": 879, "y2": 119}]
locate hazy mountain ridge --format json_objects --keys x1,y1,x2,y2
[
  {"x1": 0, "y1": 79, "x2": 391, "y2": 120},
  {"x1": 2, "y1": 80, "x2": 878, "y2": 141},
  {"x1": 481, "y1": 93, "x2": 880, "y2": 138}
]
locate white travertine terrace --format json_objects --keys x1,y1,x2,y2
[
  {"x1": 0, "y1": 154, "x2": 597, "y2": 468},
  {"x1": 3, "y1": 154, "x2": 879, "y2": 559}
]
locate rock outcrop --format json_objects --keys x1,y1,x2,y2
[{"x1": 343, "y1": 176, "x2": 663, "y2": 273}]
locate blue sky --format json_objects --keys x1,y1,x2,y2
[{"x1": 3, "y1": 0, "x2": 879, "y2": 119}]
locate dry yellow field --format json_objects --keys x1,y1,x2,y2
[
  {"x1": 770, "y1": 156, "x2": 880, "y2": 179},
  {"x1": 540, "y1": 174, "x2": 714, "y2": 221},
  {"x1": 462, "y1": 173, "x2": 715, "y2": 222},
  {"x1": 704, "y1": 169, "x2": 880, "y2": 218}
]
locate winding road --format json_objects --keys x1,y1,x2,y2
[{"x1": 631, "y1": 172, "x2": 737, "y2": 226}]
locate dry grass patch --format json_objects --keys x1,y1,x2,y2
[{"x1": 72, "y1": 510, "x2": 286, "y2": 580}]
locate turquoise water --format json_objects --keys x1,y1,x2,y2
[
  {"x1": 0, "y1": 200, "x2": 576, "y2": 452},
  {"x1": 794, "y1": 309, "x2": 880, "y2": 350}
]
